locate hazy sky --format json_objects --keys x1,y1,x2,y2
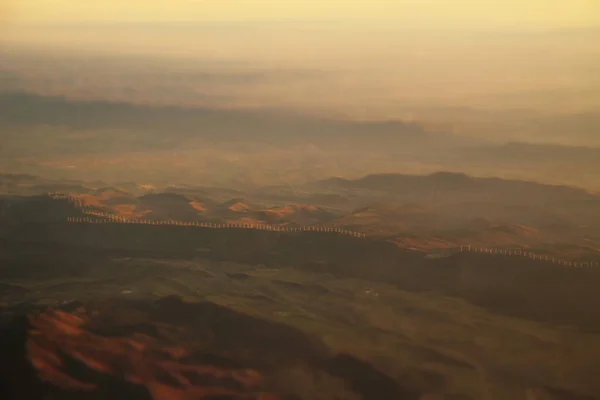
[
  {"x1": 2, "y1": 0, "x2": 599, "y2": 148},
  {"x1": 1, "y1": 0, "x2": 600, "y2": 188},
  {"x1": 9, "y1": 0, "x2": 600, "y2": 30}
]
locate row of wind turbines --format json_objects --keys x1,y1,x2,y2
[
  {"x1": 50, "y1": 193, "x2": 599, "y2": 268},
  {"x1": 65, "y1": 215, "x2": 367, "y2": 237},
  {"x1": 458, "y1": 245, "x2": 599, "y2": 268}
]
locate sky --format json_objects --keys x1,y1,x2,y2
[
  {"x1": 2, "y1": 0, "x2": 599, "y2": 148},
  {"x1": 1, "y1": 0, "x2": 599, "y2": 189},
  {"x1": 7, "y1": 0, "x2": 600, "y2": 31}
]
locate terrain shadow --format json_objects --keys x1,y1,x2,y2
[
  {"x1": 5, "y1": 221, "x2": 600, "y2": 331},
  {"x1": 0, "y1": 296, "x2": 423, "y2": 400}
]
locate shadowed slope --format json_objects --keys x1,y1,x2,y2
[{"x1": 1, "y1": 296, "x2": 421, "y2": 400}]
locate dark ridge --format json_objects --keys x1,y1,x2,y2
[
  {"x1": 0, "y1": 91, "x2": 440, "y2": 147},
  {"x1": 0, "y1": 173, "x2": 38, "y2": 181},
  {"x1": 326, "y1": 353, "x2": 420, "y2": 400},
  {"x1": 0, "y1": 195, "x2": 84, "y2": 225},
  {"x1": 314, "y1": 171, "x2": 598, "y2": 204},
  {"x1": 29, "y1": 183, "x2": 91, "y2": 194},
  {"x1": 151, "y1": 296, "x2": 331, "y2": 368},
  {"x1": 5, "y1": 221, "x2": 600, "y2": 331},
  {"x1": 0, "y1": 315, "x2": 44, "y2": 400},
  {"x1": 0, "y1": 282, "x2": 28, "y2": 296}
]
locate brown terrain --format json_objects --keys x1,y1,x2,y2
[
  {"x1": 2, "y1": 296, "x2": 424, "y2": 400},
  {"x1": 1, "y1": 172, "x2": 600, "y2": 399},
  {"x1": 27, "y1": 171, "x2": 598, "y2": 259}
]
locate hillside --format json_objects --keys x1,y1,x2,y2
[
  {"x1": 2, "y1": 235, "x2": 600, "y2": 399},
  {"x1": 1, "y1": 296, "x2": 422, "y2": 400}
]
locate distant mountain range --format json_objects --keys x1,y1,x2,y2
[
  {"x1": 459, "y1": 142, "x2": 600, "y2": 164},
  {"x1": 0, "y1": 91, "x2": 461, "y2": 150},
  {"x1": 2, "y1": 91, "x2": 600, "y2": 190},
  {"x1": 313, "y1": 171, "x2": 599, "y2": 205}
]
